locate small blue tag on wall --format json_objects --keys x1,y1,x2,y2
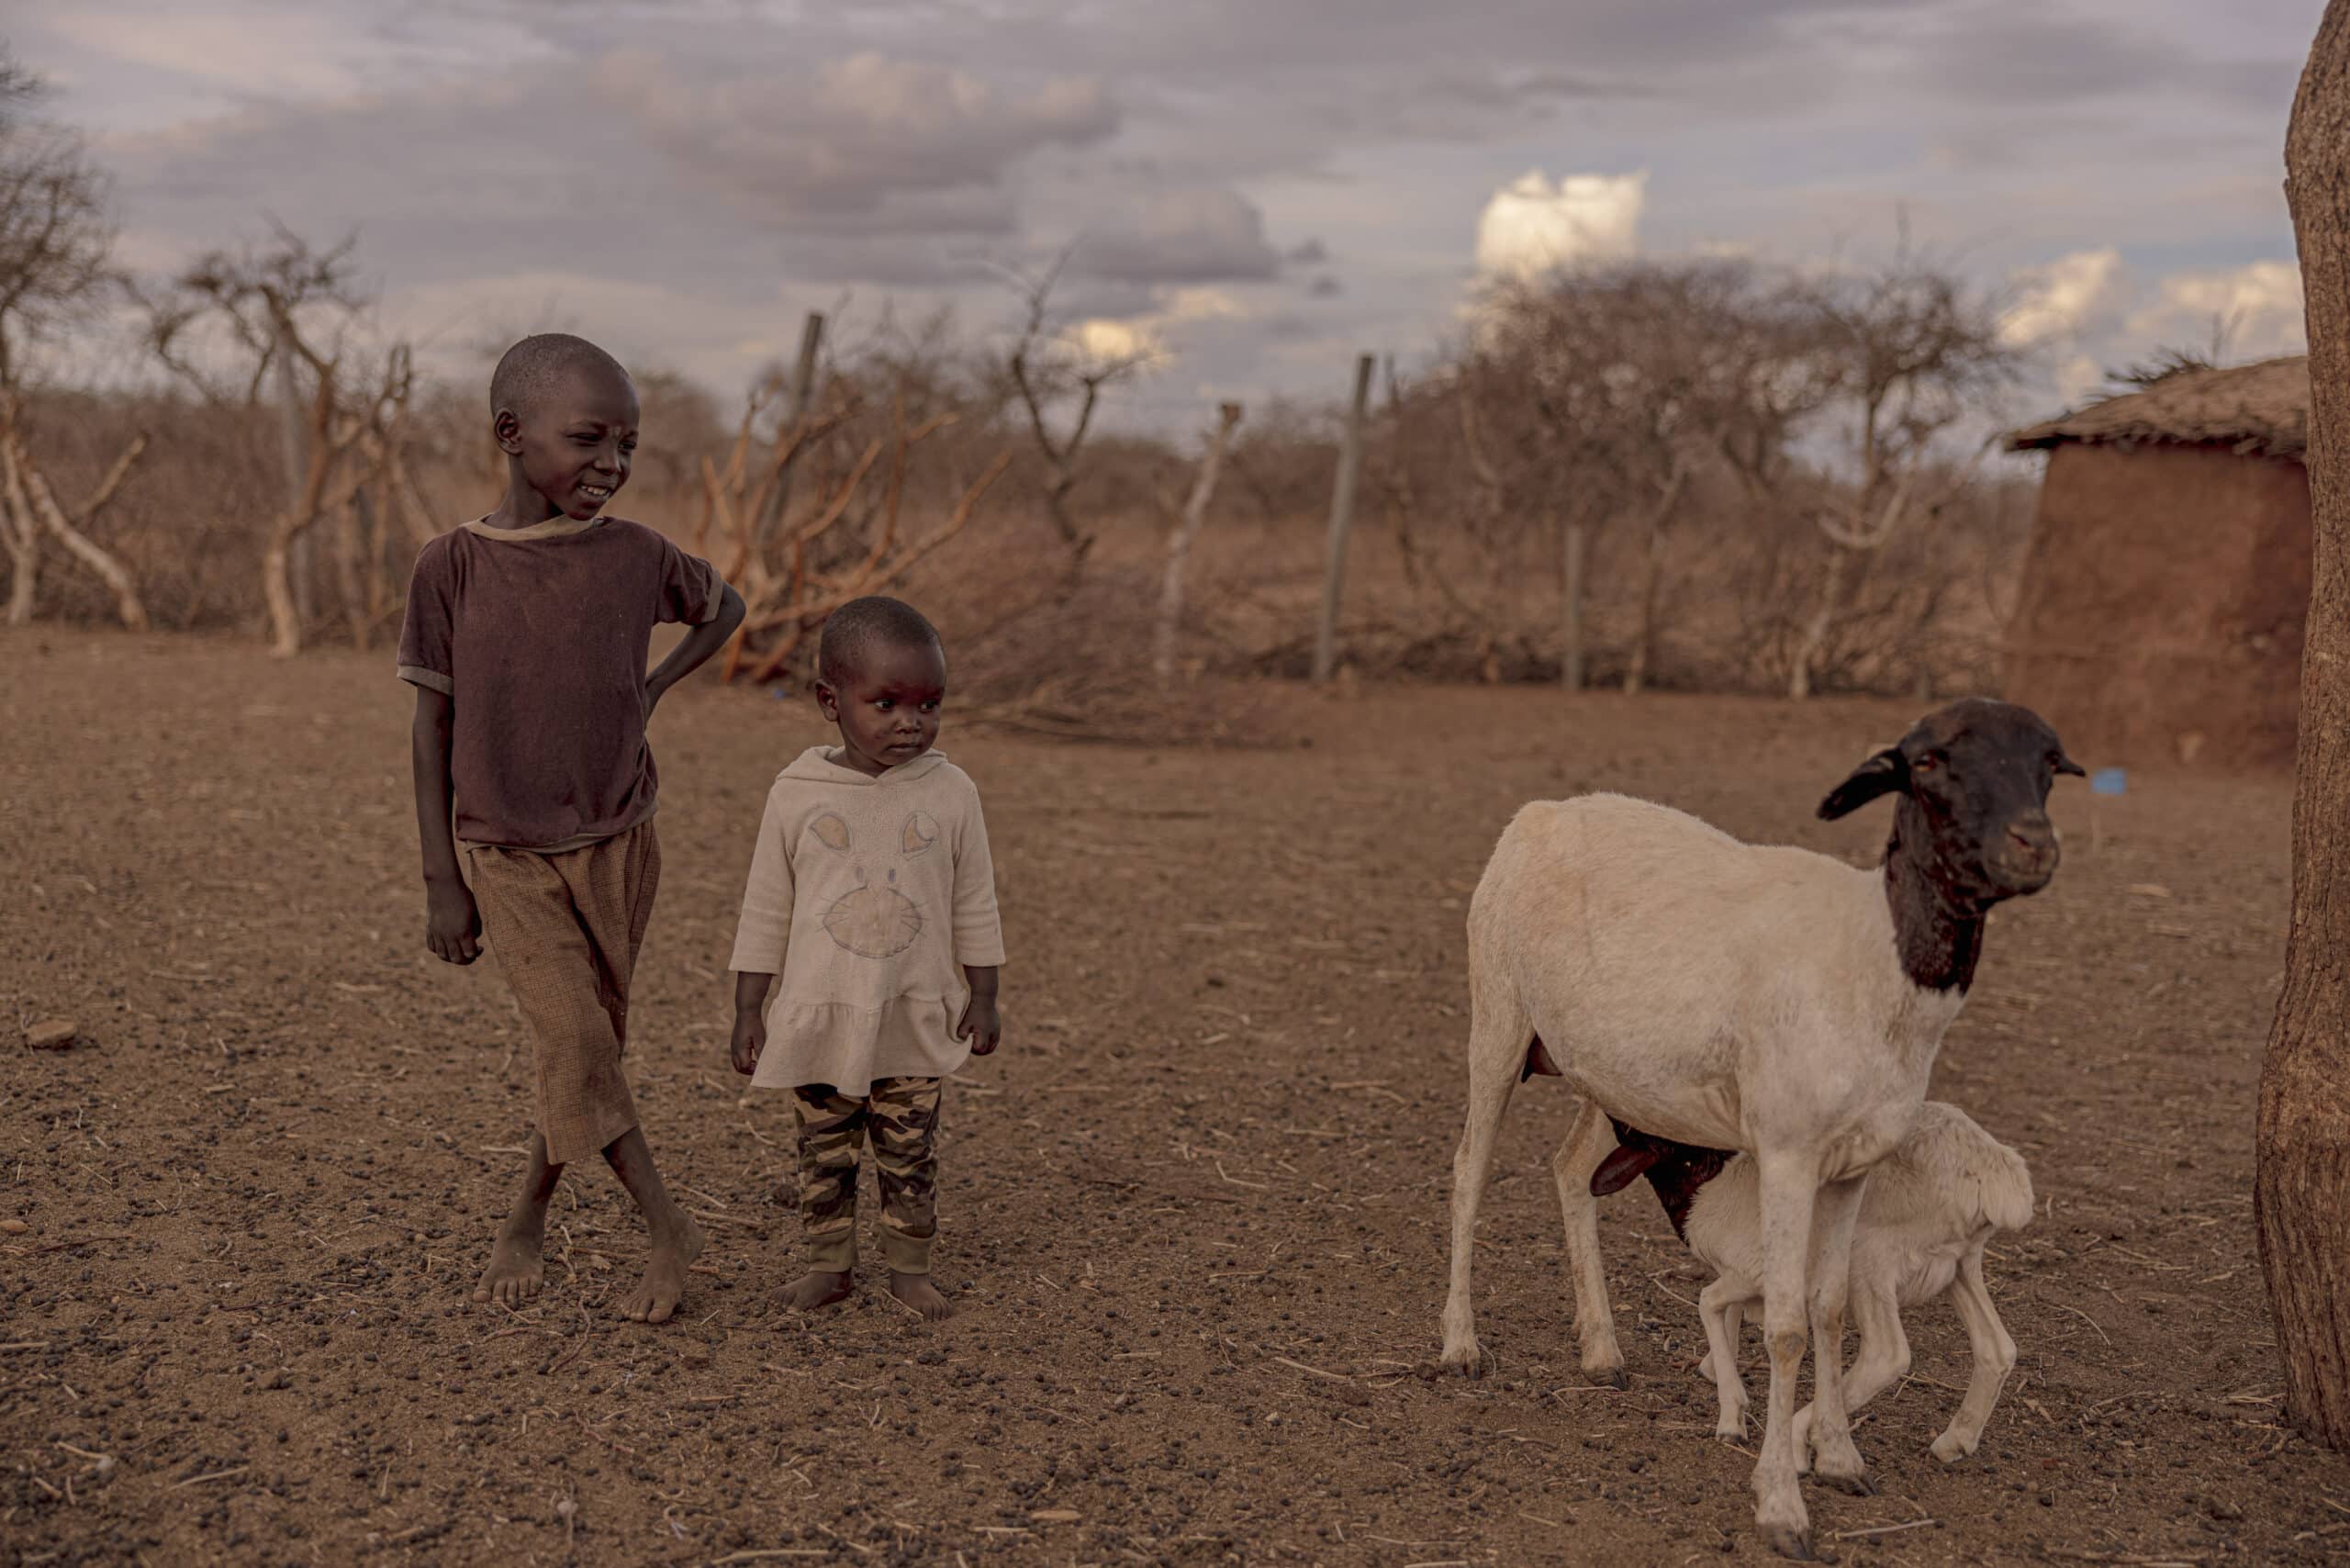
[{"x1": 2091, "y1": 767, "x2": 2128, "y2": 797}]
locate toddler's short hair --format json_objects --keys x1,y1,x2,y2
[
  {"x1": 818, "y1": 597, "x2": 942, "y2": 687},
  {"x1": 490, "y1": 333, "x2": 630, "y2": 421}
]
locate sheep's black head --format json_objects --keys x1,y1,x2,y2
[{"x1": 1818, "y1": 698, "x2": 2083, "y2": 902}]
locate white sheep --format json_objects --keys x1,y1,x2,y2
[
  {"x1": 1438, "y1": 698, "x2": 2079, "y2": 1560},
  {"x1": 1594, "y1": 1100, "x2": 2032, "y2": 1464}
]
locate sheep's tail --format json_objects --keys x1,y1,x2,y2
[
  {"x1": 1904, "y1": 1102, "x2": 2036, "y2": 1236},
  {"x1": 1968, "y1": 1140, "x2": 2036, "y2": 1235}
]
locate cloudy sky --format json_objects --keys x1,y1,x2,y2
[{"x1": 15, "y1": 0, "x2": 2324, "y2": 432}]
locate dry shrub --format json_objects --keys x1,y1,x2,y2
[
  {"x1": 13, "y1": 389, "x2": 274, "y2": 632},
  {"x1": 741, "y1": 509, "x2": 1270, "y2": 748}
]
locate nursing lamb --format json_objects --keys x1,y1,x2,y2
[
  {"x1": 1595, "y1": 1101, "x2": 2033, "y2": 1463},
  {"x1": 1439, "y1": 697, "x2": 2079, "y2": 1559}
]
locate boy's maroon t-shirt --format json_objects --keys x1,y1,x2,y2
[{"x1": 397, "y1": 515, "x2": 724, "y2": 851}]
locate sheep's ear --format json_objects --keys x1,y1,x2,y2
[
  {"x1": 1590, "y1": 1145, "x2": 1661, "y2": 1198},
  {"x1": 2053, "y1": 753, "x2": 2086, "y2": 778},
  {"x1": 1818, "y1": 748, "x2": 1908, "y2": 821}
]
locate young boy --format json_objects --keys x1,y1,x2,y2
[
  {"x1": 727, "y1": 597, "x2": 1004, "y2": 1321},
  {"x1": 399, "y1": 332, "x2": 746, "y2": 1326}
]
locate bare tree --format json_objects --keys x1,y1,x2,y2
[
  {"x1": 2258, "y1": 0, "x2": 2350, "y2": 1452},
  {"x1": 1449, "y1": 350, "x2": 1549, "y2": 681},
  {"x1": 704, "y1": 320, "x2": 1015, "y2": 686},
  {"x1": 1476, "y1": 260, "x2": 1775, "y2": 692},
  {"x1": 0, "y1": 51, "x2": 114, "y2": 390},
  {"x1": 0, "y1": 413, "x2": 147, "y2": 629},
  {"x1": 1774, "y1": 251, "x2": 2014, "y2": 699},
  {"x1": 145, "y1": 228, "x2": 416, "y2": 655},
  {"x1": 999, "y1": 246, "x2": 1156, "y2": 570},
  {"x1": 0, "y1": 48, "x2": 146, "y2": 627}
]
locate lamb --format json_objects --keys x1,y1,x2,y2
[
  {"x1": 1594, "y1": 1101, "x2": 2033, "y2": 1464},
  {"x1": 1438, "y1": 697, "x2": 2079, "y2": 1560}
]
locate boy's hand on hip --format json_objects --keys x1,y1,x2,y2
[
  {"x1": 956, "y1": 996, "x2": 1002, "y2": 1056},
  {"x1": 424, "y1": 876, "x2": 482, "y2": 965},
  {"x1": 729, "y1": 1011, "x2": 767, "y2": 1076}
]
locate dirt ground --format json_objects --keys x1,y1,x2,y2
[{"x1": 2, "y1": 627, "x2": 2340, "y2": 1567}]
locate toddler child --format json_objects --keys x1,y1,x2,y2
[{"x1": 728, "y1": 596, "x2": 1003, "y2": 1319}]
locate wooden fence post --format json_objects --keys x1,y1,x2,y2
[
  {"x1": 274, "y1": 313, "x2": 316, "y2": 629},
  {"x1": 1312, "y1": 352, "x2": 1375, "y2": 684},
  {"x1": 754, "y1": 311, "x2": 826, "y2": 552}
]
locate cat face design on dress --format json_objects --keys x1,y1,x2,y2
[{"x1": 808, "y1": 809, "x2": 941, "y2": 958}]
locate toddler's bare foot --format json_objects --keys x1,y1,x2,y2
[
  {"x1": 780, "y1": 1271, "x2": 854, "y2": 1312},
  {"x1": 618, "y1": 1214, "x2": 705, "y2": 1325},
  {"x1": 474, "y1": 1217, "x2": 545, "y2": 1308},
  {"x1": 890, "y1": 1271, "x2": 953, "y2": 1321}
]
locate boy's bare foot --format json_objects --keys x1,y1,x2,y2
[
  {"x1": 618, "y1": 1213, "x2": 705, "y2": 1325},
  {"x1": 890, "y1": 1271, "x2": 954, "y2": 1321},
  {"x1": 780, "y1": 1271, "x2": 854, "y2": 1312},
  {"x1": 474, "y1": 1218, "x2": 545, "y2": 1308}
]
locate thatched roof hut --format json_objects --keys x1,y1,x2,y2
[{"x1": 2001, "y1": 354, "x2": 2311, "y2": 768}]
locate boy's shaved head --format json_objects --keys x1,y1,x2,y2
[
  {"x1": 491, "y1": 332, "x2": 631, "y2": 420},
  {"x1": 819, "y1": 597, "x2": 942, "y2": 687}
]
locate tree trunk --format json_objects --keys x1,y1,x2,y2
[
  {"x1": 274, "y1": 318, "x2": 317, "y2": 634},
  {"x1": 1559, "y1": 518, "x2": 1588, "y2": 692},
  {"x1": 1043, "y1": 468, "x2": 1081, "y2": 552},
  {"x1": 1311, "y1": 353, "x2": 1375, "y2": 685},
  {"x1": 334, "y1": 487, "x2": 368, "y2": 649},
  {"x1": 1624, "y1": 460, "x2": 1691, "y2": 697},
  {"x1": 14, "y1": 437, "x2": 151, "y2": 633},
  {"x1": 1788, "y1": 545, "x2": 1855, "y2": 700},
  {"x1": 1156, "y1": 401, "x2": 1242, "y2": 687},
  {"x1": 2, "y1": 447, "x2": 38, "y2": 626},
  {"x1": 2, "y1": 514, "x2": 32, "y2": 622},
  {"x1": 1625, "y1": 516, "x2": 1666, "y2": 696},
  {"x1": 363, "y1": 482, "x2": 389, "y2": 631},
  {"x1": 2257, "y1": 0, "x2": 2350, "y2": 1451},
  {"x1": 263, "y1": 528, "x2": 307, "y2": 656}
]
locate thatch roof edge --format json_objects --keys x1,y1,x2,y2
[{"x1": 2003, "y1": 354, "x2": 2309, "y2": 460}]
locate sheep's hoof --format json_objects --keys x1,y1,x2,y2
[
  {"x1": 1759, "y1": 1522, "x2": 1816, "y2": 1562},
  {"x1": 1930, "y1": 1432, "x2": 1974, "y2": 1464},
  {"x1": 1586, "y1": 1365, "x2": 1629, "y2": 1391},
  {"x1": 1818, "y1": 1468, "x2": 1875, "y2": 1498},
  {"x1": 1715, "y1": 1414, "x2": 1749, "y2": 1442},
  {"x1": 1438, "y1": 1342, "x2": 1487, "y2": 1379}
]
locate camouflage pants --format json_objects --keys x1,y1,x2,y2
[{"x1": 790, "y1": 1077, "x2": 942, "y2": 1275}]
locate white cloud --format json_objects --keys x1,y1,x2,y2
[
  {"x1": 2125, "y1": 259, "x2": 2306, "y2": 362},
  {"x1": 1473, "y1": 170, "x2": 1646, "y2": 279},
  {"x1": 1992, "y1": 254, "x2": 2305, "y2": 420},
  {"x1": 2052, "y1": 353, "x2": 2106, "y2": 406},
  {"x1": 1156, "y1": 286, "x2": 1250, "y2": 323},
  {"x1": 2000, "y1": 247, "x2": 2124, "y2": 348},
  {"x1": 1073, "y1": 318, "x2": 1165, "y2": 364},
  {"x1": 1066, "y1": 286, "x2": 1255, "y2": 371}
]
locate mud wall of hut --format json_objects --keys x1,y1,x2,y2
[{"x1": 2003, "y1": 442, "x2": 2311, "y2": 768}]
